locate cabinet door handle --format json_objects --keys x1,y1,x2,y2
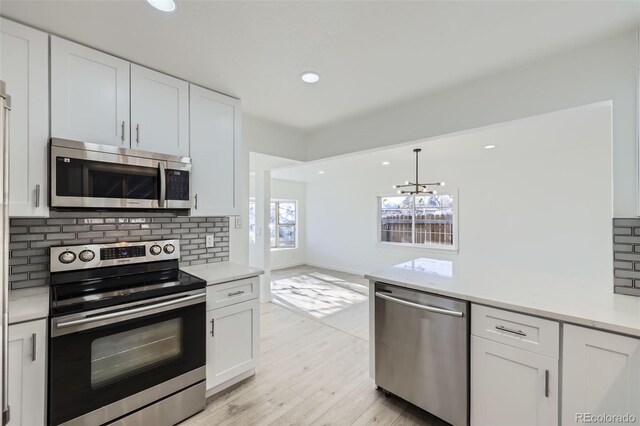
[
  {"x1": 544, "y1": 369, "x2": 549, "y2": 398},
  {"x1": 136, "y1": 124, "x2": 140, "y2": 144},
  {"x1": 495, "y1": 325, "x2": 527, "y2": 337},
  {"x1": 210, "y1": 318, "x2": 215, "y2": 337},
  {"x1": 34, "y1": 184, "x2": 40, "y2": 208},
  {"x1": 121, "y1": 121, "x2": 125, "y2": 142},
  {"x1": 228, "y1": 290, "x2": 245, "y2": 297},
  {"x1": 31, "y1": 333, "x2": 36, "y2": 362},
  {"x1": 194, "y1": 194, "x2": 198, "y2": 210}
]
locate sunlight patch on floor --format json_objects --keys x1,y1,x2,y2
[{"x1": 271, "y1": 274, "x2": 368, "y2": 319}]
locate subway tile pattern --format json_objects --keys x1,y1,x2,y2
[
  {"x1": 9, "y1": 215, "x2": 229, "y2": 289},
  {"x1": 613, "y1": 218, "x2": 640, "y2": 296}
]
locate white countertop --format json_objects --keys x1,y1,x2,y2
[
  {"x1": 365, "y1": 258, "x2": 640, "y2": 337},
  {"x1": 9, "y1": 286, "x2": 49, "y2": 325},
  {"x1": 182, "y1": 262, "x2": 263, "y2": 285}
]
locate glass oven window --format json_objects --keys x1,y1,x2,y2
[{"x1": 90, "y1": 318, "x2": 182, "y2": 388}]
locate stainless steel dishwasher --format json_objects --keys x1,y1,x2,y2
[{"x1": 374, "y1": 282, "x2": 469, "y2": 426}]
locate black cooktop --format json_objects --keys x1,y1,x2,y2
[{"x1": 50, "y1": 260, "x2": 205, "y2": 316}]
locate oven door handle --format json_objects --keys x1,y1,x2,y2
[
  {"x1": 158, "y1": 162, "x2": 166, "y2": 208},
  {"x1": 55, "y1": 293, "x2": 205, "y2": 331}
]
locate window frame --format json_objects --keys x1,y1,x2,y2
[
  {"x1": 270, "y1": 199, "x2": 298, "y2": 250},
  {"x1": 377, "y1": 191, "x2": 458, "y2": 252}
]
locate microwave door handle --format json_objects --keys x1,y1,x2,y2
[{"x1": 158, "y1": 162, "x2": 166, "y2": 208}]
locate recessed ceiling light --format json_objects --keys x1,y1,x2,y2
[
  {"x1": 249, "y1": 172, "x2": 256, "y2": 176},
  {"x1": 484, "y1": 145, "x2": 496, "y2": 150},
  {"x1": 318, "y1": 170, "x2": 325, "y2": 174},
  {"x1": 146, "y1": 0, "x2": 176, "y2": 12},
  {"x1": 382, "y1": 161, "x2": 390, "y2": 166},
  {"x1": 301, "y1": 72, "x2": 320, "y2": 84}
]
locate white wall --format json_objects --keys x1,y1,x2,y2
[
  {"x1": 303, "y1": 104, "x2": 613, "y2": 288},
  {"x1": 243, "y1": 113, "x2": 307, "y2": 161},
  {"x1": 233, "y1": 116, "x2": 305, "y2": 264},
  {"x1": 306, "y1": 30, "x2": 637, "y2": 217},
  {"x1": 270, "y1": 179, "x2": 307, "y2": 270}
]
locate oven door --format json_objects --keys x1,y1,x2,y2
[
  {"x1": 48, "y1": 291, "x2": 205, "y2": 426},
  {"x1": 51, "y1": 144, "x2": 167, "y2": 209}
]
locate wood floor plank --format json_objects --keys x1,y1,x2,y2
[
  {"x1": 309, "y1": 376, "x2": 384, "y2": 426},
  {"x1": 351, "y1": 394, "x2": 408, "y2": 426}
]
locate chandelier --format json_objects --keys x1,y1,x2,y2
[{"x1": 393, "y1": 148, "x2": 445, "y2": 195}]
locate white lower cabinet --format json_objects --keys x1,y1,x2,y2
[
  {"x1": 7, "y1": 319, "x2": 46, "y2": 426},
  {"x1": 471, "y1": 305, "x2": 559, "y2": 426},
  {"x1": 205, "y1": 294, "x2": 259, "y2": 392},
  {"x1": 562, "y1": 325, "x2": 640, "y2": 426},
  {"x1": 471, "y1": 336, "x2": 558, "y2": 426}
]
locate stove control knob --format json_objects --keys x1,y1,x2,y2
[
  {"x1": 150, "y1": 245, "x2": 162, "y2": 255},
  {"x1": 79, "y1": 250, "x2": 95, "y2": 262},
  {"x1": 163, "y1": 244, "x2": 175, "y2": 254},
  {"x1": 58, "y1": 251, "x2": 76, "y2": 264}
]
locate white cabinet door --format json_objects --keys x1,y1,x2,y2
[
  {"x1": 130, "y1": 64, "x2": 189, "y2": 157},
  {"x1": 51, "y1": 36, "x2": 130, "y2": 146},
  {"x1": 0, "y1": 19, "x2": 49, "y2": 217},
  {"x1": 562, "y1": 325, "x2": 640, "y2": 426},
  {"x1": 7, "y1": 319, "x2": 46, "y2": 426},
  {"x1": 189, "y1": 84, "x2": 241, "y2": 216},
  {"x1": 471, "y1": 336, "x2": 558, "y2": 426},
  {"x1": 206, "y1": 298, "x2": 259, "y2": 390}
]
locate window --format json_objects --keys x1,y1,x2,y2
[
  {"x1": 379, "y1": 194, "x2": 456, "y2": 249},
  {"x1": 270, "y1": 200, "x2": 297, "y2": 249}
]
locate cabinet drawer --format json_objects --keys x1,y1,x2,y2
[
  {"x1": 206, "y1": 277, "x2": 258, "y2": 310},
  {"x1": 472, "y1": 304, "x2": 559, "y2": 359}
]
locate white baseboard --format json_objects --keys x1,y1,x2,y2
[
  {"x1": 271, "y1": 262, "x2": 306, "y2": 271},
  {"x1": 303, "y1": 261, "x2": 368, "y2": 277}
]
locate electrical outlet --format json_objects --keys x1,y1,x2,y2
[
  {"x1": 206, "y1": 235, "x2": 214, "y2": 248},
  {"x1": 235, "y1": 216, "x2": 242, "y2": 229}
]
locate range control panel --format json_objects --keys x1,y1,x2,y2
[
  {"x1": 100, "y1": 245, "x2": 147, "y2": 260},
  {"x1": 50, "y1": 240, "x2": 180, "y2": 273}
]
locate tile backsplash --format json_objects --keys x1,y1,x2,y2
[
  {"x1": 9, "y1": 215, "x2": 229, "y2": 289},
  {"x1": 613, "y1": 218, "x2": 640, "y2": 297}
]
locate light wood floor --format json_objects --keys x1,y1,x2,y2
[
  {"x1": 183, "y1": 266, "x2": 448, "y2": 426},
  {"x1": 270, "y1": 266, "x2": 370, "y2": 341}
]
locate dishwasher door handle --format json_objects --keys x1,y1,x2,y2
[{"x1": 375, "y1": 292, "x2": 464, "y2": 317}]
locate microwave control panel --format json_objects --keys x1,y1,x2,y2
[{"x1": 166, "y1": 170, "x2": 190, "y2": 201}]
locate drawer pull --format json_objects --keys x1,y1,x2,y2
[
  {"x1": 210, "y1": 319, "x2": 215, "y2": 337},
  {"x1": 495, "y1": 325, "x2": 527, "y2": 336},
  {"x1": 228, "y1": 290, "x2": 245, "y2": 297}
]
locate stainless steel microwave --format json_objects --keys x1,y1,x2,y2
[{"x1": 50, "y1": 138, "x2": 192, "y2": 210}]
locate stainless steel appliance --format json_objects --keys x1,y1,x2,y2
[
  {"x1": 1, "y1": 81, "x2": 11, "y2": 426},
  {"x1": 374, "y1": 282, "x2": 469, "y2": 426},
  {"x1": 48, "y1": 240, "x2": 206, "y2": 426},
  {"x1": 50, "y1": 138, "x2": 192, "y2": 210}
]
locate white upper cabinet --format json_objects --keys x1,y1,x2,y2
[
  {"x1": 130, "y1": 64, "x2": 189, "y2": 157},
  {"x1": 0, "y1": 19, "x2": 49, "y2": 217},
  {"x1": 189, "y1": 84, "x2": 241, "y2": 216},
  {"x1": 562, "y1": 325, "x2": 640, "y2": 426},
  {"x1": 51, "y1": 36, "x2": 130, "y2": 146}
]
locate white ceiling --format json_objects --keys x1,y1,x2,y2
[
  {"x1": 2, "y1": 1, "x2": 638, "y2": 130},
  {"x1": 271, "y1": 102, "x2": 612, "y2": 183}
]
